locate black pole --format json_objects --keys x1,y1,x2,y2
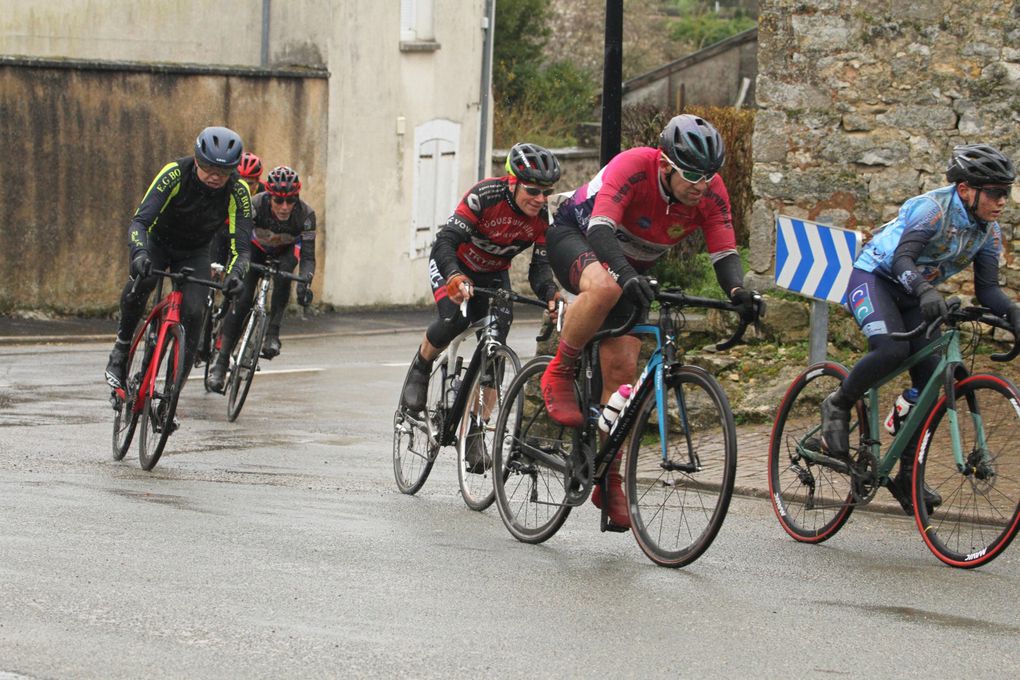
[{"x1": 600, "y1": 0, "x2": 624, "y2": 166}]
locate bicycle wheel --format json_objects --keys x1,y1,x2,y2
[
  {"x1": 138, "y1": 324, "x2": 186, "y2": 471},
  {"x1": 227, "y1": 310, "x2": 266, "y2": 422},
  {"x1": 392, "y1": 358, "x2": 447, "y2": 494},
  {"x1": 492, "y1": 356, "x2": 574, "y2": 543},
  {"x1": 204, "y1": 301, "x2": 227, "y2": 392},
  {"x1": 914, "y1": 374, "x2": 1020, "y2": 568},
  {"x1": 625, "y1": 365, "x2": 737, "y2": 567},
  {"x1": 457, "y1": 344, "x2": 521, "y2": 511},
  {"x1": 768, "y1": 362, "x2": 865, "y2": 542},
  {"x1": 112, "y1": 325, "x2": 149, "y2": 460},
  {"x1": 194, "y1": 296, "x2": 214, "y2": 370}
]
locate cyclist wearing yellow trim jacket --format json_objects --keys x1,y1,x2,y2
[{"x1": 104, "y1": 126, "x2": 253, "y2": 390}]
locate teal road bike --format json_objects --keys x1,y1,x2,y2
[{"x1": 768, "y1": 300, "x2": 1020, "y2": 568}]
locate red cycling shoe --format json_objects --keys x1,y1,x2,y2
[{"x1": 540, "y1": 357, "x2": 582, "y2": 428}]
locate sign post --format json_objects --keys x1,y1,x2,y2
[{"x1": 774, "y1": 215, "x2": 862, "y2": 365}]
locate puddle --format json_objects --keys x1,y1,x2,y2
[
  {"x1": 107, "y1": 488, "x2": 221, "y2": 515},
  {"x1": 818, "y1": 600, "x2": 1019, "y2": 635}
]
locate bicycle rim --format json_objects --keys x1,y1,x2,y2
[
  {"x1": 227, "y1": 312, "x2": 265, "y2": 422},
  {"x1": 768, "y1": 362, "x2": 859, "y2": 542},
  {"x1": 138, "y1": 324, "x2": 186, "y2": 471},
  {"x1": 392, "y1": 409, "x2": 438, "y2": 494},
  {"x1": 915, "y1": 374, "x2": 1020, "y2": 568},
  {"x1": 457, "y1": 345, "x2": 521, "y2": 511},
  {"x1": 626, "y1": 366, "x2": 736, "y2": 567},
  {"x1": 492, "y1": 357, "x2": 573, "y2": 544},
  {"x1": 112, "y1": 331, "x2": 146, "y2": 460}
]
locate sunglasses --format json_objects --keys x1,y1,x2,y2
[
  {"x1": 521, "y1": 185, "x2": 555, "y2": 197},
  {"x1": 271, "y1": 196, "x2": 298, "y2": 205},
  {"x1": 198, "y1": 162, "x2": 234, "y2": 178},
  {"x1": 662, "y1": 154, "x2": 715, "y2": 184},
  {"x1": 978, "y1": 186, "x2": 1011, "y2": 201}
]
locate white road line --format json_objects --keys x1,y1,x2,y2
[{"x1": 256, "y1": 368, "x2": 323, "y2": 376}]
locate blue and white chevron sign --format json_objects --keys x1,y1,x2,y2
[{"x1": 775, "y1": 216, "x2": 862, "y2": 304}]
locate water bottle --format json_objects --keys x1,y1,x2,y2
[
  {"x1": 884, "y1": 387, "x2": 919, "y2": 434},
  {"x1": 599, "y1": 384, "x2": 633, "y2": 433}
]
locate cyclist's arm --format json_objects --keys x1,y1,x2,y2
[
  {"x1": 127, "y1": 161, "x2": 182, "y2": 258},
  {"x1": 298, "y1": 207, "x2": 317, "y2": 280},
  {"x1": 586, "y1": 216, "x2": 640, "y2": 283},
  {"x1": 699, "y1": 180, "x2": 742, "y2": 295},
  {"x1": 225, "y1": 180, "x2": 253, "y2": 275},
  {"x1": 890, "y1": 199, "x2": 942, "y2": 296},
  {"x1": 527, "y1": 243, "x2": 558, "y2": 302},
  {"x1": 431, "y1": 214, "x2": 472, "y2": 281},
  {"x1": 973, "y1": 246, "x2": 1013, "y2": 317}
]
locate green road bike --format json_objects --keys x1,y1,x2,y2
[{"x1": 768, "y1": 301, "x2": 1020, "y2": 568}]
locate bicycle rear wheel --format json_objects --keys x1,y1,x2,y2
[
  {"x1": 492, "y1": 356, "x2": 574, "y2": 543},
  {"x1": 227, "y1": 310, "x2": 266, "y2": 422},
  {"x1": 626, "y1": 366, "x2": 736, "y2": 567},
  {"x1": 138, "y1": 324, "x2": 186, "y2": 471},
  {"x1": 112, "y1": 324, "x2": 150, "y2": 460},
  {"x1": 914, "y1": 374, "x2": 1020, "y2": 568},
  {"x1": 768, "y1": 362, "x2": 864, "y2": 542},
  {"x1": 392, "y1": 358, "x2": 447, "y2": 494},
  {"x1": 457, "y1": 345, "x2": 521, "y2": 511}
]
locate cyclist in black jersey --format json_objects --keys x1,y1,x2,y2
[
  {"x1": 399, "y1": 144, "x2": 563, "y2": 427},
  {"x1": 207, "y1": 165, "x2": 317, "y2": 392},
  {"x1": 104, "y1": 126, "x2": 253, "y2": 390}
]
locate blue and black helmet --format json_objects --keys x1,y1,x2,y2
[
  {"x1": 659, "y1": 114, "x2": 725, "y2": 175},
  {"x1": 194, "y1": 126, "x2": 244, "y2": 168}
]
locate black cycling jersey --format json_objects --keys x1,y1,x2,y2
[
  {"x1": 251, "y1": 192, "x2": 317, "y2": 280},
  {"x1": 128, "y1": 156, "x2": 253, "y2": 273}
]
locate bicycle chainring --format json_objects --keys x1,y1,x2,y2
[{"x1": 849, "y1": 445, "x2": 880, "y2": 504}]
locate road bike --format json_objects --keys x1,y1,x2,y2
[
  {"x1": 491, "y1": 286, "x2": 761, "y2": 567},
  {"x1": 393, "y1": 287, "x2": 553, "y2": 510},
  {"x1": 768, "y1": 300, "x2": 1020, "y2": 568},
  {"x1": 111, "y1": 267, "x2": 226, "y2": 470},
  {"x1": 213, "y1": 259, "x2": 307, "y2": 422},
  {"x1": 194, "y1": 262, "x2": 227, "y2": 391}
]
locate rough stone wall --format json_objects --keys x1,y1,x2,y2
[{"x1": 749, "y1": 1, "x2": 1020, "y2": 297}]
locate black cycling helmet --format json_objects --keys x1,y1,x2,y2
[
  {"x1": 505, "y1": 143, "x2": 561, "y2": 187},
  {"x1": 237, "y1": 152, "x2": 263, "y2": 180},
  {"x1": 265, "y1": 165, "x2": 301, "y2": 197},
  {"x1": 195, "y1": 126, "x2": 243, "y2": 168},
  {"x1": 659, "y1": 114, "x2": 725, "y2": 175},
  {"x1": 945, "y1": 144, "x2": 1016, "y2": 186}
]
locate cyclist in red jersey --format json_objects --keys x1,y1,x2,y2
[
  {"x1": 540, "y1": 114, "x2": 760, "y2": 528},
  {"x1": 399, "y1": 144, "x2": 563, "y2": 434}
]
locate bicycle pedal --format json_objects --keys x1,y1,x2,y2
[{"x1": 602, "y1": 520, "x2": 630, "y2": 533}]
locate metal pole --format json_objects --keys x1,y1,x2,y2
[
  {"x1": 261, "y1": 0, "x2": 271, "y2": 67},
  {"x1": 809, "y1": 300, "x2": 829, "y2": 365},
  {"x1": 477, "y1": 0, "x2": 496, "y2": 181},
  {"x1": 600, "y1": 0, "x2": 624, "y2": 166}
]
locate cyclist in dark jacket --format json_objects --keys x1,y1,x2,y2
[
  {"x1": 104, "y1": 126, "x2": 253, "y2": 390},
  {"x1": 207, "y1": 165, "x2": 317, "y2": 392}
]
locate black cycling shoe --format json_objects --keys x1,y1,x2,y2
[
  {"x1": 261, "y1": 331, "x2": 281, "y2": 359},
  {"x1": 886, "y1": 470, "x2": 943, "y2": 516},
  {"x1": 464, "y1": 419, "x2": 491, "y2": 474},
  {"x1": 400, "y1": 352, "x2": 433, "y2": 413},
  {"x1": 207, "y1": 361, "x2": 228, "y2": 393},
  {"x1": 820, "y1": 392, "x2": 850, "y2": 459},
  {"x1": 104, "y1": 341, "x2": 130, "y2": 390}
]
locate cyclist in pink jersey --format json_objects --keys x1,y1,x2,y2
[{"x1": 540, "y1": 114, "x2": 760, "y2": 528}]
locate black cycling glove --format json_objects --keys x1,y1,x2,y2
[
  {"x1": 729, "y1": 287, "x2": 760, "y2": 324},
  {"x1": 918, "y1": 287, "x2": 947, "y2": 322},
  {"x1": 621, "y1": 274, "x2": 655, "y2": 308},
  {"x1": 296, "y1": 282, "x2": 313, "y2": 306},
  {"x1": 130, "y1": 251, "x2": 152, "y2": 279},
  {"x1": 223, "y1": 270, "x2": 244, "y2": 298}
]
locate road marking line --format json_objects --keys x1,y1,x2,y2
[{"x1": 257, "y1": 368, "x2": 323, "y2": 376}]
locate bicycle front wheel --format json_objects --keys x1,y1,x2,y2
[
  {"x1": 492, "y1": 356, "x2": 574, "y2": 544},
  {"x1": 457, "y1": 345, "x2": 521, "y2": 511},
  {"x1": 138, "y1": 324, "x2": 186, "y2": 471},
  {"x1": 112, "y1": 325, "x2": 149, "y2": 460},
  {"x1": 768, "y1": 362, "x2": 862, "y2": 542},
  {"x1": 227, "y1": 310, "x2": 266, "y2": 422},
  {"x1": 392, "y1": 357, "x2": 447, "y2": 494},
  {"x1": 915, "y1": 374, "x2": 1020, "y2": 568},
  {"x1": 626, "y1": 366, "x2": 736, "y2": 567}
]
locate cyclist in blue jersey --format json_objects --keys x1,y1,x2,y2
[{"x1": 821, "y1": 144, "x2": 1020, "y2": 514}]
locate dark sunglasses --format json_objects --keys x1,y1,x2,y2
[
  {"x1": 198, "y1": 162, "x2": 234, "y2": 178},
  {"x1": 679, "y1": 169, "x2": 716, "y2": 184},
  {"x1": 272, "y1": 196, "x2": 297, "y2": 205},
  {"x1": 978, "y1": 186, "x2": 1011, "y2": 201},
  {"x1": 521, "y1": 185, "x2": 555, "y2": 197}
]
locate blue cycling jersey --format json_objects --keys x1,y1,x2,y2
[{"x1": 855, "y1": 184, "x2": 1002, "y2": 288}]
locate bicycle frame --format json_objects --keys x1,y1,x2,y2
[
  {"x1": 433, "y1": 312, "x2": 501, "y2": 448},
  {"x1": 125, "y1": 283, "x2": 183, "y2": 415}
]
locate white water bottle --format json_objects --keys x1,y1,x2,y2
[
  {"x1": 599, "y1": 384, "x2": 633, "y2": 433},
  {"x1": 884, "y1": 387, "x2": 919, "y2": 434}
]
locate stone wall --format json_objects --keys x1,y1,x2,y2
[{"x1": 750, "y1": 0, "x2": 1020, "y2": 298}]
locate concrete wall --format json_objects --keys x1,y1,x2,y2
[
  {"x1": 749, "y1": 1, "x2": 1020, "y2": 295},
  {"x1": 0, "y1": 60, "x2": 328, "y2": 314}
]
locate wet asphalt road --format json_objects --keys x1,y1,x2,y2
[{"x1": 0, "y1": 311, "x2": 1018, "y2": 679}]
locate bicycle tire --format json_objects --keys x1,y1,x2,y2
[
  {"x1": 203, "y1": 301, "x2": 226, "y2": 392},
  {"x1": 457, "y1": 344, "x2": 521, "y2": 511},
  {"x1": 768, "y1": 362, "x2": 863, "y2": 543},
  {"x1": 194, "y1": 297, "x2": 214, "y2": 370},
  {"x1": 227, "y1": 310, "x2": 266, "y2": 422},
  {"x1": 392, "y1": 357, "x2": 447, "y2": 494},
  {"x1": 914, "y1": 374, "x2": 1020, "y2": 568},
  {"x1": 626, "y1": 365, "x2": 737, "y2": 567},
  {"x1": 112, "y1": 323, "x2": 150, "y2": 460},
  {"x1": 138, "y1": 323, "x2": 186, "y2": 471},
  {"x1": 492, "y1": 356, "x2": 574, "y2": 544}
]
